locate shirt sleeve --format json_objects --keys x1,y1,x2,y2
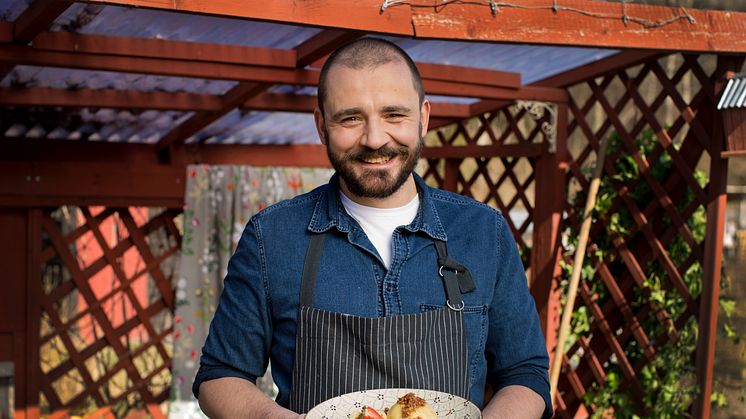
[
  {"x1": 192, "y1": 217, "x2": 274, "y2": 399},
  {"x1": 485, "y1": 213, "x2": 553, "y2": 419}
]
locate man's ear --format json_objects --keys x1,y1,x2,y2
[
  {"x1": 420, "y1": 99, "x2": 431, "y2": 137},
  {"x1": 314, "y1": 108, "x2": 327, "y2": 145}
]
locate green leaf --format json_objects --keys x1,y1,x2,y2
[
  {"x1": 711, "y1": 391, "x2": 728, "y2": 408},
  {"x1": 720, "y1": 299, "x2": 737, "y2": 318}
]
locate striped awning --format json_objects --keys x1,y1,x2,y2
[{"x1": 718, "y1": 73, "x2": 746, "y2": 110}]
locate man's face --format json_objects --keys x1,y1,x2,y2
[{"x1": 315, "y1": 60, "x2": 430, "y2": 200}]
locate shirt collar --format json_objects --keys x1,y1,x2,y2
[{"x1": 308, "y1": 172, "x2": 448, "y2": 241}]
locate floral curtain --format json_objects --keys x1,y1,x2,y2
[{"x1": 169, "y1": 165, "x2": 333, "y2": 418}]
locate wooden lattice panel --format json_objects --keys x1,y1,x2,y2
[
  {"x1": 421, "y1": 104, "x2": 547, "y2": 264},
  {"x1": 38, "y1": 206, "x2": 182, "y2": 418},
  {"x1": 555, "y1": 54, "x2": 743, "y2": 417}
]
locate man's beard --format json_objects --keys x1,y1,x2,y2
[{"x1": 325, "y1": 129, "x2": 423, "y2": 199}]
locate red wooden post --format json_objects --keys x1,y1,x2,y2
[
  {"x1": 530, "y1": 103, "x2": 568, "y2": 362},
  {"x1": 0, "y1": 209, "x2": 40, "y2": 419},
  {"x1": 25, "y1": 209, "x2": 42, "y2": 419},
  {"x1": 693, "y1": 56, "x2": 740, "y2": 419},
  {"x1": 443, "y1": 159, "x2": 460, "y2": 193}
]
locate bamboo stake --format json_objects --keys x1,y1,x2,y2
[{"x1": 549, "y1": 136, "x2": 610, "y2": 402}]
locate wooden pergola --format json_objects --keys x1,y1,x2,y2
[{"x1": 1, "y1": 1, "x2": 745, "y2": 418}]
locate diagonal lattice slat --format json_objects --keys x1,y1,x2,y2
[
  {"x1": 555, "y1": 53, "x2": 743, "y2": 417},
  {"x1": 420, "y1": 103, "x2": 546, "y2": 265},
  {"x1": 39, "y1": 206, "x2": 181, "y2": 418}
]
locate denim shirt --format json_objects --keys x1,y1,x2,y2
[{"x1": 194, "y1": 173, "x2": 552, "y2": 418}]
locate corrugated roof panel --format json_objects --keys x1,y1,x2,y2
[
  {"x1": 53, "y1": 4, "x2": 322, "y2": 49},
  {"x1": 394, "y1": 38, "x2": 618, "y2": 84},
  {"x1": 718, "y1": 75, "x2": 746, "y2": 110},
  {"x1": 195, "y1": 110, "x2": 318, "y2": 145},
  {"x1": 0, "y1": 0, "x2": 28, "y2": 21},
  {"x1": 1, "y1": 66, "x2": 237, "y2": 95},
  {"x1": 1, "y1": 106, "x2": 191, "y2": 143}
]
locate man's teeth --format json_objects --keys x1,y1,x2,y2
[{"x1": 362, "y1": 156, "x2": 391, "y2": 164}]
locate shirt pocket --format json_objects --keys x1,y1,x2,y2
[{"x1": 420, "y1": 303, "x2": 488, "y2": 387}]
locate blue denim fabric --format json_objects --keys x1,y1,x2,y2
[{"x1": 193, "y1": 173, "x2": 552, "y2": 418}]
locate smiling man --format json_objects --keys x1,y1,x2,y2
[
  {"x1": 193, "y1": 38, "x2": 552, "y2": 419},
  {"x1": 318, "y1": 56, "x2": 424, "y2": 207}
]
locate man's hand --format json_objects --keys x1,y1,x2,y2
[
  {"x1": 198, "y1": 377, "x2": 303, "y2": 419},
  {"x1": 481, "y1": 385, "x2": 545, "y2": 419}
]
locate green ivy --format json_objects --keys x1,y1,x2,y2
[{"x1": 562, "y1": 129, "x2": 742, "y2": 417}]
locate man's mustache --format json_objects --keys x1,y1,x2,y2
[{"x1": 349, "y1": 146, "x2": 409, "y2": 161}]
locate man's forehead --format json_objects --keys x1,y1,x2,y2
[
  {"x1": 323, "y1": 60, "x2": 418, "y2": 97},
  {"x1": 326, "y1": 58, "x2": 410, "y2": 78}
]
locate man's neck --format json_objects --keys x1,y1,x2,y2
[{"x1": 339, "y1": 176, "x2": 418, "y2": 209}]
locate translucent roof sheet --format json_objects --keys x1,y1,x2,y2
[{"x1": 1, "y1": 0, "x2": 619, "y2": 145}]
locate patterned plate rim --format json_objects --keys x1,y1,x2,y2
[{"x1": 306, "y1": 388, "x2": 481, "y2": 419}]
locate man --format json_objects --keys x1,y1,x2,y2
[{"x1": 194, "y1": 38, "x2": 551, "y2": 419}]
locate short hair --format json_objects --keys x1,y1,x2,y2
[{"x1": 316, "y1": 37, "x2": 425, "y2": 117}]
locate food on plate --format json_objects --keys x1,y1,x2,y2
[
  {"x1": 352, "y1": 405, "x2": 386, "y2": 419},
  {"x1": 385, "y1": 392, "x2": 438, "y2": 419}
]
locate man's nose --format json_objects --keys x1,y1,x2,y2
[{"x1": 360, "y1": 118, "x2": 390, "y2": 150}]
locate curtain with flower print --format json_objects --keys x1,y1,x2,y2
[{"x1": 169, "y1": 165, "x2": 333, "y2": 418}]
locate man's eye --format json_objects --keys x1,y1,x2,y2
[
  {"x1": 387, "y1": 113, "x2": 406, "y2": 119},
  {"x1": 341, "y1": 116, "x2": 361, "y2": 123}
]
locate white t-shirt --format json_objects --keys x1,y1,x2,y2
[{"x1": 339, "y1": 192, "x2": 420, "y2": 269}]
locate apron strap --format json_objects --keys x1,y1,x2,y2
[
  {"x1": 434, "y1": 240, "x2": 476, "y2": 294},
  {"x1": 300, "y1": 233, "x2": 326, "y2": 307}
]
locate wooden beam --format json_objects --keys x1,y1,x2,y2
[
  {"x1": 0, "y1": 87, "x2": 472, "y2": 118},
  {"x1": 13, "y1": 0, "x2": 72, "y2": 43},
  {"x1": 295, "y1": 29, "x2": 361, "y2": 67},
  {"x1": 0, "y1": 161, "x2": 185, "y2": 208},
  {"x1": 1, "y1": 138, "x2": 165, "y2": 164},
  {"x1": 0, "y1": 138, "x2": 329, "y2": 166},
  {"x1": 0, "y1": 22, "x2": 13, "y2": 43},
  {"x1": 0, "y1": 87, "x2": 222, "y2": 111},
  {"x1": 424, "y1": 80, "x2": 565, "y2": 101},
  {"x1": 190, "y1": 144, "x2": 330, "y2": 167},
  {"x1": 73, "y1": 0, "x2": 413, "y2": 35},
  {"x1": 421, "y1": 143, "x2": 543, "y2": 159},
  {"x1": 242, "y1": 92, "x2": 317, "y2": 113},
  {"x1": 428, "y1": 117, "x2": 459, "y2": 130},
  {"x1": 0, "y1": 139, "x2": 332, "y2": 207},
  {"x1": 12, "y1": 31, "x2": 524, "y2": 90},
  {"x1": 242, "y1": 92, "x2": 472, "y2": 118},
  {"x1": 32, "y1": 31, "x2": 298, "y2": 68},
  {"x1": 75, "y1": 0, "x2": 746, "y2": 53},
  {"x1": 0, "y1": 138, "x2": 549, "y2": 206},
  {"x1": 0, "y1": 44, "x2": 319, "y2": 85},
  {"x1": 417, "y1": 62, "x2": 520, "y2": 89},
  {"x1": 156, "y1": 82, "x2": 269, "y2": 152},
  {"x1": 722, "y1": 150, "x2": 746, "y2": 159},
  {"x1": 427, "y1": 102, "x2": 473, "y2": 119},
  {"x1": 410, "y1": 0, "x2": 746, "y2": 53},
  {"x1": 468, "y1": 50, "x2": 660, "y2": 116},
  {"x1": 534, "y1": 50, "x2": 663, "y2": 88}
]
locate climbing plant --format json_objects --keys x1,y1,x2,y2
[{"x1": 561, "y1": 128, "x2": 741, "y2": 418}]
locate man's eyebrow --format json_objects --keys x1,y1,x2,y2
[
  {"x1": 331, "y1": 108, "x2": 362, "y2": 121},
  {"x1": 381, "y1": 105, "x2": 412, "y2": 114}
]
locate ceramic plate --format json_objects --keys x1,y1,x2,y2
[{"x1": 306, "y1": 388, "x2": 481, "y2": 418}]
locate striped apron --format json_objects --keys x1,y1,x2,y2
[{"x1": 288, "y1": 233, "x2": 475, "y2": 413}]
